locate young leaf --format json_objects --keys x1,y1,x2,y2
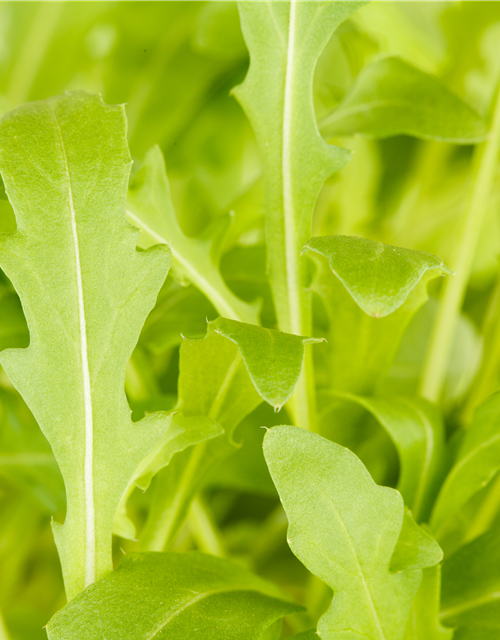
[
  {"x1": 308, "y1": 236, "x2": 451, "y2": 397},
  {"x1": 329, "y1": 393, "x2": 448, "y2": 521},
  {"x1": 47, "y1": 552, "x2": 301, "y2": 640},
  {"x1": 431, "y1": 392, "x2": 500, "y2": 537},
  {"x1": 234, "y1": 2, "x2": 362, "y2": 334},
  {"x1": 320, "y1": 55, "x2": 487, "y2": 143},
  {"x1": 404, "y1": 567, "x2": 453, "y2": 640},
  {"x1": 127, "y1": 145, "x2": 259, "y2": 324},
  {"x1": 264, "y1": 426, "x2": 442, "y2": 640},
  {"x1": 208, "y1": 317, "x2": 324, "y2": 410},
  {"x1": 441, "y1": 524, "x2": 500, "y2": 638},
  {"x1": 304, "y1": 235, "x2": 452, "y2": 318},
  {"x1": 139, "y1": 329, "x2": 261, "y2": 550},
  {"x1": 0, "y1": 92, "x2": 172, "y2": 599}
]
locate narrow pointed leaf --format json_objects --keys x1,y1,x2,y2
[
  {"x1": 127, "y1": 145, "x2": 259, "y2": 324},
  {"x1": 47, "y1": 552, "x2": 301, "y2": 640},
  {"x1": 431, "y1": 393, "x2": 500, "y2": 536},
  {"x1": 264, "y1": 426, "x2": 442, "y2": 640},
  {"x1": 320, "y1": 55, "x2": 486, "y2": 143},
  {"x1": 208, "y1": 317, "x2": 323, "y2": 410},
  {"x1": 304, "y1": 235, "x2": 452, "y2": 318},
  {"x1": 0, "y1": 92, "x2": 172, "y2": 599},
  {"x1": 234, "y1": 2, "x2": 364, "y2": 333}
]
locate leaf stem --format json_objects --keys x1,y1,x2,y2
[
  {"x1": 419, "y1": 74, "x2": 500, "y2": 403},
  {"x1": 189, "y1": 497, "x2": 226, "y2": 557},
  {"x1": 0, "y1": 609, "x2": 10, "y2": 640}
]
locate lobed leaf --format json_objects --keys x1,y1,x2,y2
[
  {"x1": 47, "y1": 552, "x2": 301, "y2": 640},
  {"x1": 0, "y1": 91, "x2": 173, "y2": 598},
  {"x1": 234, "y1": 1, "x2": 363, "y2": 334},
  {"x1": 208, "y1": 317, "x2": 324, "y2": 410},
  {"x1": 127, "y1": 145, "x2": 259, "y2": 324},
  {"x1": 320, "y1": 55, "x2": 486, "y2": 143},
  {"x1": 304, "y1": 235, "x2": 452, "y2": 318},
  {"x1": 430, "y1": 392, "x2": 500, "y2": 536},
  {"x1": 264, "y1": 426, "x2": 442, "y2": 640}
]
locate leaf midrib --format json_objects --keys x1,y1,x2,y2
[
  {"x1": 49, "y1": 104, "x2": 96, "y2": 588},
  {"x1": 144, "y1": 586, "x2": 257, "y2": 639}
]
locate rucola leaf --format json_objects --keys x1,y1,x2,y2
[
  {"x1": 208, "y1": 317, "x2": 324, "y2": 410},
  {"x1": 234, "y1": 1, "x2": 363, "y2": 333},
  {"x1": 127, "y1": 145, "x2": 259, "y2": 324},
  {"x1": 431, "y1": 392, "x2": 500, "y2": 537},
  {"x1": 264, "y1": 426, "x2": 442, "y2": 640},
  {"x1": 441, "y1": 524, "x2": 500, "y2": 639},
  {"x1": 304, "y1": 235, "x2": 452, "y2": 318},
  {"x1": 139, "y1": 319, "x2": 320, "y2": 549},
  {"x1": 403, "y1": 567, "x2": 453, "y2": 640},
  {"x1": 308, "y1": 236, "x2": 451, "y2": 397},
  {"x1": 328, "y1": 392, "x2": 448, "y2": 521},
  {"x1": 47, "y1": 552, "x2": 301, "y2": 640},
  {"x1": 320, "y1": 55, "x2": 487, "y2": 143},
  {"x1": 289, "y1": 632, "x2": 317, "y2": 640},
  {"x1": 0, "y1": 92, "x2": 173, "y2": 598}
]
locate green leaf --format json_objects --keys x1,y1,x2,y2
[
  {"x1": 441, "y1": 524, "x2": 500, "y2": 638},
  {"x1": 127, "y1": 145, "x2": 259, "y2": 324},
  {"x1": 289, "y1": 632, "x2": 317, "y2": 640},
  {"x1": 320, "y1": 55, "x2": 487, "y2": 143},
  {"x1": 0, "y1": 92, "x2": 172, "y2": 599},
  {"x1": 329, "y1": 393, "x2": 448, "y2": 521},
  {"x1": 0, "y1": 278, "x2": 28, "y2": 351},
  {"x1": 113, "y1": 413, "x2": 222, "y2": 540},
  {"x1": 234, "y1": 1, "x2": 362, "y2": 336},
  {"x1": 139, "y1": 329, "x2": 262, "y2": 550},
  {"x1": 304, "y1": 235, "x2": 452, "y2": 318},
  {"x1": 208, "y1": 317, "x2": 324, "y2": 410},
  {"x1": 431, "y1": 393, "x2": 500, "y2": 537},
  {"x1": 404, "y1": 566, "x2": 453, "y2": 640},
  {"x1": 264, "y1": 426, "x2": 442, "y2": 640},
  {"x1": 47, "y1": 552, "x2": 301, "y2": 640},
  {"x1": 0, "y1": 388, "x2": 64, "y2": 514},
  {"x1": 309, "y1": 236, "x2": 451, "y2": 398}
]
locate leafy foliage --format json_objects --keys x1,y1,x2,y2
[
  {"x1": 0, "y1": 2, "x2": 499, "y2": 639},
  {"x1": 264, "y1": 426, "x2": 442, "y2": 639},
  {"x1": 47, "y1": 552, "x2": 301, "y2": 640}
]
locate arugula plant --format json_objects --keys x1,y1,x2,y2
[{"x1": 1, "y1": 2, "x2": 500, "y2": 640}]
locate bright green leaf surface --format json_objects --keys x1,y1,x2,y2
[
  {"x1": 139, "y1": 329, "x2": 262, "y2": 550},
  {"x1": 441, "y1": 524, "x2": 500, "y2": 638},
  {"x1": 320, "y1": 55, "x2": 486, "y2": 143},
  {"x1": 234, "y1": 1, "x2": 361, "y2": 337},
  {"x1": 331, "y1": 393, "x2": 448, "y2": 521},
  {"x1": 304, "y1": 235, "x2": 452, "y2": 318},
  {"x1": 431, "y1": 393, "x2": 500, "y2": 536},
  {"x1": 208, "y1": 317, "x2": 323, "y2": 410},
  {"x1": 0, "y1": 92, "x2": 172, "y2": 598},
  {"x1": 127, "y1": 145, "x2": 259, "y2": 324},
  {"x1": 404, "y1": 566, "x2": 453, "y2": 640},
  {"x1": 47, "y1": 552, "x2": 301, "y2": 640},
  {"x1": 264, "y1": 426, "x2": 442, "y2": 640}
]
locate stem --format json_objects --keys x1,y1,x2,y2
[
  {"x1": 189, "y1": 497, "x2": 225, "y2": 557},
  {"x1": 465, "y1": 472, "x2": 500, "y2": 542},
  {"x1": 0, "y1": 610, "x2": 10, "y2": 640},
  {"x1": 419, "y1": 74, "x2": 500, "y2": 403},
  {"x1": 6, "y1": 3, "x2": 63, "y2": 105}
]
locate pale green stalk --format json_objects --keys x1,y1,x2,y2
[
  {"x1": 0, "y1": 610, "x2": 10, "y2": 640},
  {"x1": 420, "y1": 75, "x2": 500, "y2": 402},
  {"x1": 189, "y1": 497, "x2": 226, "y2": 557},
  {"x1": 6, "y1": 3, "x2": 63, "y2": 106}
]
